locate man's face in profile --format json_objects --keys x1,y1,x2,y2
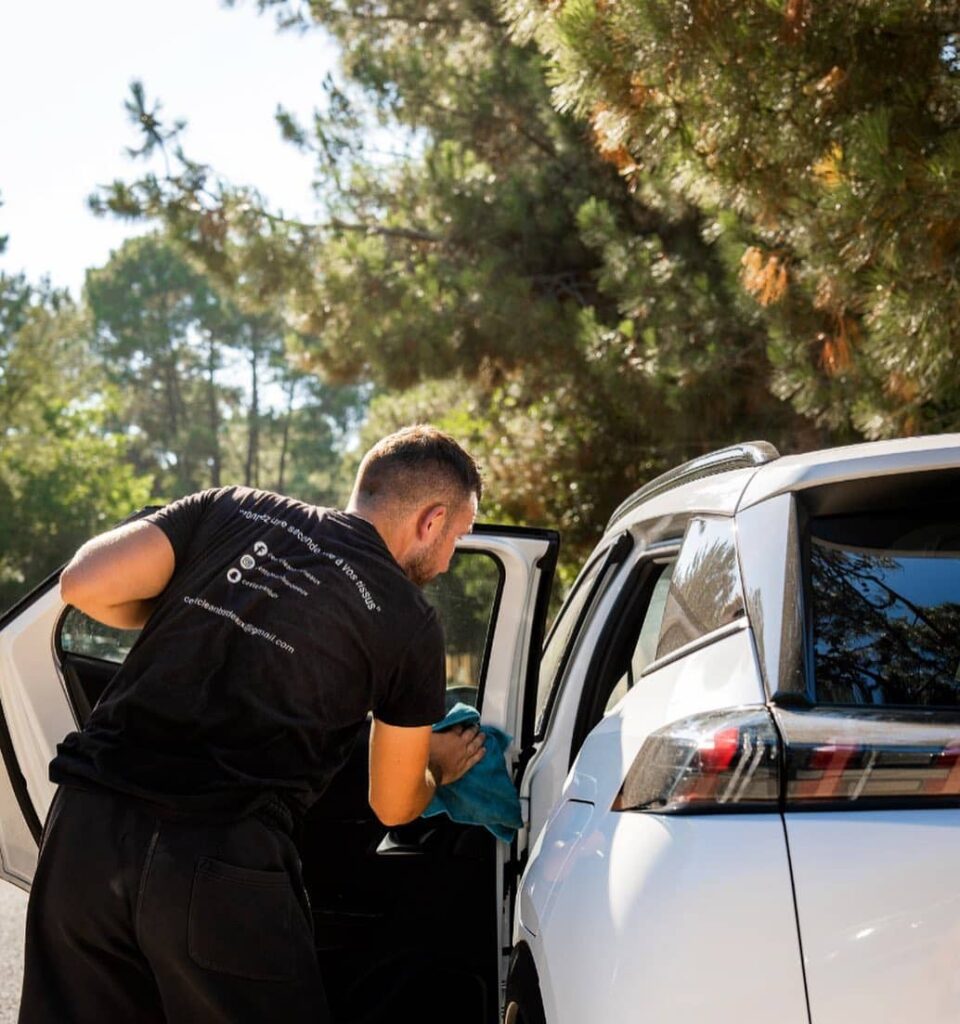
[{"x1": 402, "y1": 494, "x2": 477, "y2": 587}]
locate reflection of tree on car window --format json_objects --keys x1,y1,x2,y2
[
  {"x1": 657, "y1": 519, "x2": 743, "y2": 659},
  {"x1": 811, "y1": 541, "x2": 960, "y2": 707}
]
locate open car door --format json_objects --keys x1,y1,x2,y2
[
  {"x1": 300, "y1": 524, "x2": 558, "y2": 1022},
  {"x1": 0, "y1": 519, "x2": 558, "y2": 1023},
  {"x1": 0, "y1": 571, "x2": 78, "y2": 890}
]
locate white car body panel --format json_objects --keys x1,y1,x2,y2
[
  {"x1": 516, "y1": 626, "x2": 780, "y2": 1019},
  {"x1": 526, "y1": 810, "x2": 808, "y2": 1024},
  {"x1": 567, "y1": 621, "x2": 765, "y2": 792},
  {"x1": 613, "y1": 467, "x2": 755, "y2": 532},
  {"x1": 0, "y1": 588, "x2": 73, "y2": 815},
  {"x1": 518, "y1": 547, "x2": 633, "y2": 855},
  {"x1": 0, "y1": 755, "x2": 36, "y2": 891},
  {"x1": 738, "y1": 433, "x2": 960, "y2": 510},
  {"x1": 786, "y1": 811, "x2": 960, "y2": 1024},
  {"x1": 454, "y1": 532, "x2": 557, "y2": 998},
  {"x1": 734, "y1": 493, "x2": 801, "y2": 700},
  {"x1": 457, "y1": 533, "x2": 553, "y2": 745}
]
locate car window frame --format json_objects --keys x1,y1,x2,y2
[
  {"x1": 639, "y1": 516, "x2": 748, "y2": 678},
  {"x1": 534, "y1": 532, "x2": 633, "y2": 742},
  {"x1": 568, "y1": 542, "x2": 681, "y2": 763}
]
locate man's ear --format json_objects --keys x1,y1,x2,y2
[{"x1": 416, "y1": 503, "x2": 447, "y2": 541}]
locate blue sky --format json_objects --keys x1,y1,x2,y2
[{"x1": 0, "y1": 0, "x2": 337, "y2": 297}]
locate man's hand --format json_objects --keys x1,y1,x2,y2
[
  {"x1": 368, "y1": 719, "x2": 486, "y2": 827},
  {"x1": 428, "y1": 723, "x2": 486, "y2": 787}
]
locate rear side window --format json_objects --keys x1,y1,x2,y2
[
  {"x1": 656, "y1": 517, "x2": 744, "y2": 660},
  {"x1": 808, "y1": 507, "x2": 960, "y2": 707}
]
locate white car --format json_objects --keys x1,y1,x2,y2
[
  {"x1": 1, "y1": 434, "x2": 958, "y2": 1024},
  {"x1": 505, "y1": 433, "x2": 960, "y2": 1024}
]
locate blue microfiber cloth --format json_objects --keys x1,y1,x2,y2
[{"x1": 422, "y1": 702, "x2": 523, "y2": 843}]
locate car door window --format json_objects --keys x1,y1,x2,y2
[
  {"x1": 422, "y1": 548, "x2": 504, "y2": 710},
  {"x1": 535, "y1": 544, "x2": 626, "y2": 738},
  {"x1": 604, "y1": 561, "x2": 676, "y2": 714},
  {"x1": 59, "y1": 608, "x2": 140, "y2": 663}
]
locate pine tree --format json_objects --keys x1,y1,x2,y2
[
  {"x1": 506, "y1": 0, "x2": 960, "y2": 437},
  {"x1": 92, "y1": 2, "x2": 814, "y2": 566}
]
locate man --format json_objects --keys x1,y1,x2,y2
[{"x1": 19, "y1": 425, "x2": 486, "y2": 1024}]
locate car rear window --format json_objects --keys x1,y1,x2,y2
[{"x1": 808, "y1": 506, "x2": 960, "y2": 707}]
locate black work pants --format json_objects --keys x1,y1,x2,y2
[{"x1": 19, "y1": 786, "x2": 329, "y2": 1023}]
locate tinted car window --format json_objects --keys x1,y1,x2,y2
[
  {"x1": 656, "y1": 517, "x2": 744, "y2": 661},
  {"x1": 809, "y1": 508, "x2": 960, "y2": 707}
]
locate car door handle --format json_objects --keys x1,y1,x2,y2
[{"x1": 375, "y1": 827, "x2": 438, "y2": 855}]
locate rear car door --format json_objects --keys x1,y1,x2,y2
[{"x1": 301, "y1": 525, "x2": 556, "y2": 1022}]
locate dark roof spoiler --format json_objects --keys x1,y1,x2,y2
[{"x1": 607, "y1": 441, "x2": 781, "y2": 529}]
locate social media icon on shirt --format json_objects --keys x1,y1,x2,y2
[{"x1": 240, "y1": 555, "x2": 256, "y2": 570}]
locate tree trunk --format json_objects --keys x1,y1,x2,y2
[
  {"x1": 206, "y1": 336, "x2": 221, "y2": 487},
  {"x1": 276, "y1": 375, "x2": 296, "y2": 493},
  {"x1": 245, "y1": 329, "x2": 260, "y2": 488}
]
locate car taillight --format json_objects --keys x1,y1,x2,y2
[
  {"x1": 777, "y1": 707, "x2": 960, "y2": 809},
  {"x1": 613, "y1": 706, "x2": 960, "y2": 814},
  {"x1": 612, "y1": 708, "x2": 780, "y2": 813}
]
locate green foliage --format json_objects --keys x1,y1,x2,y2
[
  {"x1": 90, "y1": 2, "x2": 812, "y2": 576},
  {"x1": 509, "y1": 0, "x2": 960, "y2": 437},
  {"x1": 85, "y1": 234, "x2": 235, "y2": 493},
  {"x1": 84, "y1": 234, "x2": 367, "y2": 501},
  {"x1": 0, "y1": 275, "x2": 153, "y2": 609}
]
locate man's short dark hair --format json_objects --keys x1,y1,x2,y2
[{"x1": 354, "y1": 425, "x2": 483, "y2": 512}]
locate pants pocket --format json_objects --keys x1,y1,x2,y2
[{"x1": 188, "y1": 857, "x2": 298, "y2": 981}]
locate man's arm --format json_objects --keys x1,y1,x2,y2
[
  {"x1": 368, "y1": 718, "x2": 485, "y2": 827},
  {"x1": 59, "y1": 520, "x2": 176, "y2": 629}
]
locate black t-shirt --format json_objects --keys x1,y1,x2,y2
[{"x1": 51, "y1": 486, "x2": 446, "y2": 819}]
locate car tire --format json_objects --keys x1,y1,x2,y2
[{"x1": 504, "y1": 944, "x2": 547, "y2": 1024}]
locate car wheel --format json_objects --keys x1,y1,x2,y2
[{"x1": 504, "y1": 944, "x2": 547, "y2": 1024}]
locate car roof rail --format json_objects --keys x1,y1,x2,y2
[{"x1": 607, "y1": 441, "x2": 781, "y2": 528}]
